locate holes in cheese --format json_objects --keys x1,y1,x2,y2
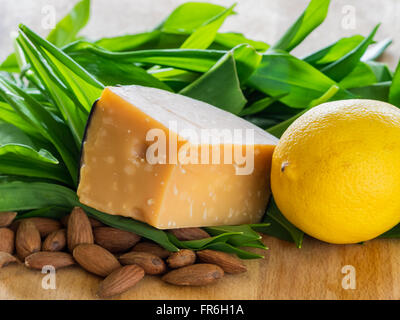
[{"x1": 78, "y1": 85, "x2": 278, "y2": 229}]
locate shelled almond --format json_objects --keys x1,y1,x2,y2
[
  {"x1": 0, "y1": 212, "x2": 17, "y2": 228},
  {"x1": 0, "y1": 228, "x2": 15, "y2": 254},
  {"x1": 119, "y1": 251, "x2": 166, "y2": 275},
  {"x1": 42, "y1": 229, "x2": 67, "y2": 252},
  {"x1": 94, "y1": 227, "x2": 141, "y2": 253},
  {"x1": 67, "y1": 207, "x2": 94, "y2": 251},
  {"x1": 15, "y1": 220, "x2": 41, "y2": 260},
  {"x1": 0, "y1": 207, "x2": 249, "y2": 298}
]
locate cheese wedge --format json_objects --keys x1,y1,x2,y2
[{"x1": 78, "y1": 85, "x2": 278, "y2": 229}]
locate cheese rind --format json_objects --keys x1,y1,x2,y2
[{"x1": 78, "y1": 85, "x2": 277, "y2": 229}]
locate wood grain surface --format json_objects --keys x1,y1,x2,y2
[{"x1": 1, "y1": 235, "x2": 399, "y2": 300}]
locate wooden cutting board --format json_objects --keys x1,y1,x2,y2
[{"x1": 1, "y1": 235, "x2": 399, "y2": 300}]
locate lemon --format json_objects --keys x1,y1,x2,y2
[{"x1": 271, "y1": 99, "x2": 400, "y2": 244}]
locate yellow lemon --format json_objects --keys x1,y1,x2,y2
[{"x1": 271, "y1": 99, "x2": 400, "y2": 244}]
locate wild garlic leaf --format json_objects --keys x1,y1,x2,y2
[
  {"x1": 161, "y1": 2, "x2": 228, "y2": 35},
  {"x1": 16, "y1": 206, "x2": 71, "y2": 220},
  {"x1": 213, "y1": 32, "x2": 269, "y2": 52},
  {"x1": 273, "y1": 0, "x2": 330, "y2": 52},
  {"x1": 361, "y1": 38, "x2": 392, "y2": 62},
  {"x1": 205, "y1": 224, "x2": 268, "y2": 249},
  {"x1": 0, "y1": 101, "x2": 45, "y2": 142},
  {"x1": 64, "y1": 45, "x2": 173, "y2": 91},
  {"x1": 366, "y1": 61, "x2": 392, "y2": 82},
  {"x1": 267, "y1": 85, "x2": 339, "y2": 137},
  {"x1": 338, "y1": 62, "x2": 377, "y2": 89},
  {"x1": 180, "y1": 4, "x2": 235, "y2": 50},
  {"x1": 350, "y1": 81, "x2": 391, "y2": 101},
  {"x1": 180, "y1": 50, "x2": 246, "y2": 114},
  {"x1": 0, "y1": 178, "x2": 179, "y2": 251},
  {"x1": 320, "y1": 25, "x2": 379, "y2": 82},
  {"x1": 47, "y1": 0, "x2": 91, "y2": 47},
  {"x1": 239, "y1": 94, "x2": 287, "y2": 116},
  {"x1": 389, "y1": 60, "x2": 400, "y2": 106},
  {"x1": 21, "y1": 25, "x2": 103, "y2": 112},
  {"x1": 95, "y1": 31, "x2": 162, "y2": 51},
  {"x1": 64, "y1": 42, "x2": 225, "y2": 72},
  {"x1": 0, "y1": 76, "x2": 79, "y2": 185},
  {"x1": 303, "y1": 35, "x2": 364, "y2": 66},
  {"x1": 17, "y1": 25, "x2": 103, "y2": 145},
  {"x1": 0, "y1": 53, "x2": 19, "y2": 73},
  {"x1": 248, "y1": 49, "x2": 350, "y2": 109},
  {"x1": 263, "y1": 198, "x2": 304, "y2": 248},
  {"x1": 0, "y1": 122, "x2": 71, "y2": 184}
]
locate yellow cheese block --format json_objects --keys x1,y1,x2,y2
[{"x1": 78, "y1": 86, "x2": 277, "y2": 229}]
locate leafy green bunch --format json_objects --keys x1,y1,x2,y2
[{"x1": 0, "y1": 0, "x2": 398, "y2": 257}]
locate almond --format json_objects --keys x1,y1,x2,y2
[
  {"x1": 0, "y1": 252, "x2": 18, "y2": 268},
  {"x1": 61, "y1": 214, "x2": 104, "y2": 228},
  {"x1": 0, "y1": 228, "x2": 15, "y2": 254},
  {"x1": 42, "y1": 229, "x2": 67, "y2": 252},
  {"x1": 94, "y1": 227, "x2": 141, "y2": 253},
  {"x1": 169, "y1": 228, "x2": 210, "y2": 241},
  {"x1": 67, "y1": 207, "x2": 94, "y2": 251},
  {"x1": 196, "y1": 250, "x2": 247, "y2": 274},
  {"x1": 89, "y1": 217, "x2": 104, "y2": 228},
  {"x1": 132, "y1": 242, "x2": 170, "y2": 259},
  {"x1": 0, "y1": 212, "x2": 17, "y2": 227},
  {"x1": 167, "y1": 249, "x2": 196, "y2": 269},
  {"x1": 97, "y1": 265, "x2": 145, "y2": 298},
  {"x1": 12, "y1": 217, "x2": 62, "y2": 237},
  {"x1": 15, "y1": 220, "x2": 41, "y2": 260},
  {"x1": 25, "y1": 252, "x2": 75, "y2": 270},
  {"x1": 162, "y1": 264, "x2": 224, "y2": 286},
  {"x1": 73, "y1": 243, "x2": 120, "y2": 277},
  {"x1": 119, "y1": 251, "x2": 166, "y2": 275},
  {"x1": 60, "y1": 214, "x2": 69, "y2": 227}
]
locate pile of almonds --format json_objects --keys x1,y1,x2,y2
[{"x1": 0, "y1": 207, "x2": 247, "y2": 298}]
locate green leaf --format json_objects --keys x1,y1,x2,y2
[
  {"x1": 361, "y1": 38, "x2": 392, "y2": 61},
  {"x1": 180, "y1": 5, "x2": 235, "y2": 49},
  {"x1": 263, "y1": 198, "x2": 304, "y2": 248},
  {"x1": 214, "y1": 32, "x2": 269, "y2": 51},
  {"x1": 349, "y1": 81, "x2": 391, "y2": 101},
  {"x1": 0, "y1": 53, "x2": 20, "y2": 73},
  {"x1": 339, "y1": 62, "x2": 377, "y2": 89},
  {"x1": 0, "y1": 179, "x2": 178, "y2": 251},
  {"x1": 0, "y1": 122, "x2": 71, "y2": 184},
  {"x1": 180, "y1": 50, "x2": 246, "y2": 114},
  {"x1": 267, "y1": 84, "x2": 339, "y2": 137},
  {"x1": 389, "y1": 59, "x2": 400, "y2": 106},
  {"x1": 205, "y1": 224, "x2": 268, "y2": 249},
  {"x1": 273, "y1": 0, "x2": 330, "y2": 52},
  {"x1": 248, "y1": 49, "x2": 351, "y2": 109},
  {"x1": 320, "y1": 25, "x2": 379, "y2": 82},
  {"x1": 17, "y1": 25, "x2": 103, "y2": 145},
  {"x1": 167, "y1": 232, "x2": 264, "y2": 259},
  {"x1": 239, "y1": 94, "x2": 287, "y2": 116},
  {"x1": 0, "y1": 76, "x2": 79, "y2": 185},
  {"x1": 303, "y1": 35, "x2": 364, "y2": 66},
  {"x1": 0, "y1": 101, "x2": 45, "y2": 142},
  {"x1": 47, "y1": 0, "x2": 91, "y2": 47},
  {"x1": 67, "y1": 49, "x2": 173, "y2": 90},
  {"x1": 16, "y1": 206, "x2": 71, "y2": 220},
  {"x1": 94, "y1": 31, "x2": 161, "y2": 51},
  {"x1": 379, "y1": 223, "x2": 400, "y2": 239},
  {"x1": 161, "y1": 2, "x2": 228, "y2": 35},
  {"x1": 366, "y1": 61, "x2": 392, "y2": 82}
]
